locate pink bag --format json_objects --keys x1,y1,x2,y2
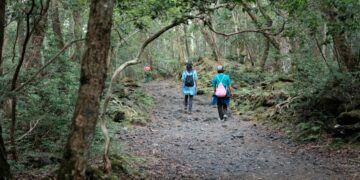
[{"x1": 215, "y1": 76, "x2": 227, "y2": 97}]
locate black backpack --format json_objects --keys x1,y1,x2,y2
[{"x1": 184, "y1": 71, "x2": 194, "y2": 87}]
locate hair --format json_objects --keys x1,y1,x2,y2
[
  {"x1": 186, "y1": 63, "x2": 192, "y2": 72},
  {"x1": 217, "y1": 65, "x2": 224, "y2": 73}
]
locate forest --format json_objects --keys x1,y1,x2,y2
[{"x1": 0, "y1": 0, "x2": 359, "y2": 179}]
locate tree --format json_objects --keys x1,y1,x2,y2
[
  {"x1": 70, "y1": 0, "x2": 84, "y2": 61},
  {"x1": 272, "y1": 0, "x2": 360, "y2": 71},
  {"x1": 23, "y1": 0, "x2": 49, "y2": 70},
  {"x1": 58, "y1": 0, "x2": 114, "y2": 178},
  {"x1": 0, "y1": 0, "x2": 11, "y2": 178},
  {"x1": 200, "y1": 20, "x2": 222, "y2": 62},
  {"x1": 0, "y1": 0, "x2": 4, "y2": 75},
  {"x1": 323, "y1": 3, "x2": 359, "y2": 71},
  {"x1": 50, "y1": 0, "x2": 64, "y2": 49}
]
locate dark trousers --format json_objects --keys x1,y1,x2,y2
[
  {"x1": 217, "y1": 103, "x2": 227, "y2": 120},
  {"x1": 184, "y1": 95, "x2": 193, "y2": 112}
]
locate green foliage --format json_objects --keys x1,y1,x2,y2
[{"x1": 295, "y1": 121, "x2": 323, "y2": 141}]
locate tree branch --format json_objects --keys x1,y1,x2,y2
[
  {"x1": 205, "y1": 16, "x2": 285, "y2": 37},
  {"x1": 240, "y1": 1, "x2": 281, "y2": 50},
  {"x1": 113, "y1": 28, "x2": 139, "y2": 47},
  {"x1": 15, "y1": 116, "x2": 43, "y2": 142},
  {"x1": 207, "y1": 23, "x2": 272, "y2": 37},
  {"x1": 314, "y1": 35, "x2": 332, "y2": 71},
  {"x1": 14, "y1": 38, "x2": 85, "y2": 92}
]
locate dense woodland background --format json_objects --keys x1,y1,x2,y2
[{"x1": 0, "y1": 0, "x2": 359, "y2": 179}]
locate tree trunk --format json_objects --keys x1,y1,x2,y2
[
  {"x1": 24, "y1": 7, "x2": 49, "y2": 70},
  {"x1": 322, "y1": 23, "x2": 327, "y2": 59},
  {"x1": 183, "y1": 25, "x2": 191, "y2": 59},
  {"x1": 0, "y1": 124, "x2": 11, "y2": 179},
  {"x1": 50, "y1": 0, "x2": 64, "y2": 49},
  {"x1": 278, "y1": 36, "x2": 292, "y2": 73},
  {"x1": 244, "y1": 43, "x2": 255, "y2": 67},
  {"x1": 241, "y1": 1, "x2": 280, "y2": 50},
  {"x1": 0, "y1": 0, "x2": 4, "y2": 75},
  {"x1": 58, "y1": 0, "x2": 114, "y2": 179},
  {"x1": 200, "y1": 26, "x2": 221, "y2": 61},
  {"x1": 332, "y1": 33, "x2": 359, "y2": 71},
  {"x1": 0, "y1": 0, "x2": 11, "y2": 178},
  {"x1": 176, "y1": 27, "x2": 185, "y2": 64},
  {"x1": 259, "y1": 37, "x2": 270, "y2": 70},
  {"x1": 17, "y1": 20, "x2": 26, "y2": 57},
  {"x1": 324, "y1": 7, "x2": 359, "y2": 71},
  {"x1": 71, "y1": 7, "x2": 83, "y2": 61}
]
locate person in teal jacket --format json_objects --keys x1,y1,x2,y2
[
  {"x1": 211, "y1": 65, "x2": 232, "y2": 120},
  {"x1": 181, "y1": 63, "x2": 198, "y2": 113}
]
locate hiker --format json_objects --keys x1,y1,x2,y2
[
  {"x1": 144, "y1": 65, "x2": 152, "y2": 83},
  {"x1": 211, "y1": 65, "x2": 232, "y2": 120},
  {"x1": 181, "y1": 62, "x2": 198, "y2": 114}
]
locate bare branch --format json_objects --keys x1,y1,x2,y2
[{"x1": 15, "y1": 116, "x2": 44, "y2": 141}]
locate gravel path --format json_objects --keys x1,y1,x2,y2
[{"x1": 119, "y1": 80, "x2": 359, "y2": 180}]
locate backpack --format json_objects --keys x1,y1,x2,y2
[
  {"x1": 184, "y1": 71, "x2": 194, "y2": 87},
  {"x1": 215, "y1": 75, "x2": 227, "y2": 98}
]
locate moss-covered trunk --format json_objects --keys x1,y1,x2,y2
[{"x1": 58, "y1": 0, "x2": 114, "y2": 179}]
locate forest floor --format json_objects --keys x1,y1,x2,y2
[{"x1": 119, "y1": 80, "x2": 359, "y2": 179}]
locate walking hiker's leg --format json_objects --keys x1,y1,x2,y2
[
  {"x1": 184, "y1": 95, "x2": 188, "y2": 110},
  {"x1": 188, "y1": 95, "x2": 193, "y2": 113},
  {"x1": 217, "y1": 104, "x2": 224, "y2": 120},
  {"x1": 223, "y1": 104, "x2": 228, "y2": 120}
]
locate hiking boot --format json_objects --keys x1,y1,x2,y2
[{"x1": 223, "y1": 114, "x2": 228, "y2": 121}]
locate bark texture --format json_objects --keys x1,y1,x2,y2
[{"x1": 58, "y1": 0, "x2": 114, "y2": 179}]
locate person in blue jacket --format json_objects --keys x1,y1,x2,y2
[
  {"x1": 211, "y1": 65, "x2": 232, "y2": 120},
  {"x1": 181, "y1": 63, "x2": 198, "y2": 114}
]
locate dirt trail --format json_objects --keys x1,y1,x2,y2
[{"x1": 119, "y1": 80, "x2": 359, "y2": 179}]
